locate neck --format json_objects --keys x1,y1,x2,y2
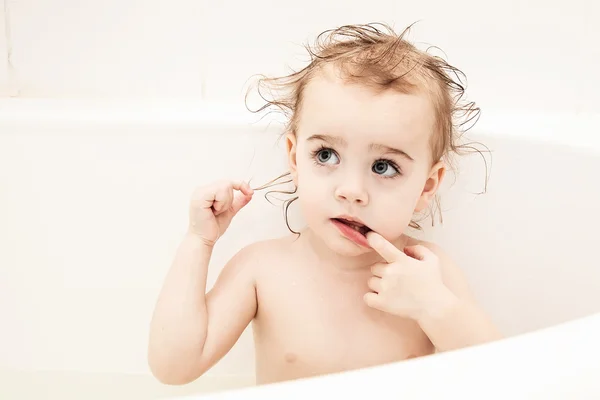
[{"x1": 297, "y1": 227, "x2": 408, "y2": 271}]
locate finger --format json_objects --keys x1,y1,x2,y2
[
  {"x1": 403, "y1": 245, "x2": 432, "y2": 261},
  {"x1": 229, "y1": 181, "x2": 254, "y2": 215},
  {"x1": 370, "y1": 263, "x2": 387, "y2": 278},
  {"x1": 364, "y1": 292, "x2": 385, "y2": 310},
  {"x1": 231, "y1": 180, "x2": 254, "y2": 193},
  {"x1": 212, "y1": 185, "x2": 233, "y2": 215},
  {"x1": 224, "y1": 180, "x2": 254, "y2": 199},
  {"x1": 239, "y1": 181, "x2": 254, "y2": 197},
  {"x1": 230, "y1": 190, "x2": 253, "y2": 215},
  {"x1": 229, "y1": 180, "x2": 244, "y2": 191},
  {"x1": 367, "y1": 276, "x2": 383, "y2": 293},
  {"x1": 366, "y1": 232, "x2": 405, "y2": 263}
]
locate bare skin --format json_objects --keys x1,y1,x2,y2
[
  {"x1": 148, "y1": 68, "x2": 502, "y2": 385},
  {"x1": 250, "y1": 232, "x2": 435, "y2": 384},
  {"x1": 147, "y1": 190, "x2": 488, "y2": 385}
]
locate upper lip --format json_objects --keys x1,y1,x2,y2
[{"x1": 333, "y1": 215, "x2": 368, "y2": 227}]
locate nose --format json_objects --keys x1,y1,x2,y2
[{"x1": 335, "y1": 179, "x2": 369, "y2": 206}]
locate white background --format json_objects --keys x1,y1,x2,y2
[{"x1": 0, "y1": 0, "x2": 598, "y2": 113}]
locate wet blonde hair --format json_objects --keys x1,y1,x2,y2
[{"x1": 248, "y1": 22, "x2": 487, "y2": 232}]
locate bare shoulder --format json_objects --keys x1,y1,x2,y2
[
  {"x1": 235, "y1": 235, "x2": 295, "y2": 259},
  {"x1": 405, "y1": 236, "x2": 477, "y2": 302},
  {"x1": 223, "y1": 235, "x2": 295, "y2": 276}
]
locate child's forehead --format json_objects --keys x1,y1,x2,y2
[{"x1": 297, "y1": 68, "x2": 436, "y2": 150}]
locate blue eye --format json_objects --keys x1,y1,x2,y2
[
  {"x1": 315, "y1": 148, "x2": 340, "y2": 165},
  {"x1": 372, "y1": 160, "x2": 400, "y2": 177}
]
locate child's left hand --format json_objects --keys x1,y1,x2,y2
[{"x1": 364, "y1": 232, "x2": 457, "y2": 321}]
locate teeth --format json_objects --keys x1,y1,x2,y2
[{"x1": 339, "y1": 219, "x2": 369, "y2": 234}]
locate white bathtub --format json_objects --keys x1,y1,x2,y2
[{"x1": 1, "y1": 99, "x2": 599, "y2": 399}]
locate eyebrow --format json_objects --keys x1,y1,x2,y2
[{"x1": 306, "y1": 134, "x2": 414, "y2": 162}]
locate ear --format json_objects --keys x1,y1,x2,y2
[
  {"x1": 286, "y1": 132, "x2": 299, "y2": 185},
  {"x1": 415, "y1": 161, "x2": 445, "y2": 213}
]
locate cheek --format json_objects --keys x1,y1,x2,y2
[
  {"x1": 377, "y1": 196, "x2": 413, "y2": 224},
  {"x1": 295, "y1": 146, "x2": 314, "y2": 176},
  {"x1": 296, "y1": 153, "x2": 330, "y2": 187},
  {"x1": 371, "y1": 180, "x2": 424, "y2": 234},
  {"x1": 295, "y1": 158, "x2": 330, "y2": 211},
  {"x1": 377, "y1": 178, "x2": 423, "y2": 207}
]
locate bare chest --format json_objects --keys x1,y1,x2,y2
[{"x1": 253, "y1": 264, "x2": 433, "y2": 381}]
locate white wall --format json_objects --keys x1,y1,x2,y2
[
  {"x1": 0, "y1": 1, "x2": 8, "y2": 95},
  {"x1": 1, "y1": 0, "x2": 599, "y2": 113}
]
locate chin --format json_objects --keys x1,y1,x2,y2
[
  {"x1": 320, "y1": 228, "x2": 373, "y2": 257},
  {"x1": 330, "y1": 241, "x2": 372, "y2": 257}
]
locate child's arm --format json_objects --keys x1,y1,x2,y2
[
  {"x1": 416, "y1": 243, "x2": 504, "y2": 352},
  {"x1": 148, "y1": 181, "x2": 256, "y2": 385},
  {"x1": 364, "y1": 233, "x2": 503, "y2": 352}
]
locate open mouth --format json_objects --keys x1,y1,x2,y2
[{"x1": 332, "y1": 218, "x2": 372, "y2": 237}]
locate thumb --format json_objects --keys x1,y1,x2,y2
[
  {"x1": 403, "y1": 244, "x2": 433, "y2": 261},
  {"x1": 230, "y1": 191, "x2": 253, "y2": 215}
]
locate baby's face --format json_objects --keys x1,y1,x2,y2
[{"x1": 287, "y1": 67, "x2": 445, "y2": 257}]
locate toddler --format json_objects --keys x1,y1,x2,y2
[{"x1": 148, "y1": 22, "x2": 502, "y2": 386}]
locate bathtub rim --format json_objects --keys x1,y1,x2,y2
[{"x1": 167, "y1": 311, "x2": 600, "y2": 399}]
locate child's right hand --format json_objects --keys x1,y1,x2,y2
[{"x1": 188, "y1": 180, "x2": 254, "y2": 246}]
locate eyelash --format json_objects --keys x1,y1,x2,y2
[
  {"x1": 310, "y1": 145, "x2": 332, "y2": 164},
  {"x1": 375, "y1": 158, "x2": 402, "y2": 178},
  {"x1": 310, "y1": 145, "x2": 402, "y2": 178}
]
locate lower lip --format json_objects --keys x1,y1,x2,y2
[{"x1": 331, "y1": 219, "x2": 370, "y2": 248}]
